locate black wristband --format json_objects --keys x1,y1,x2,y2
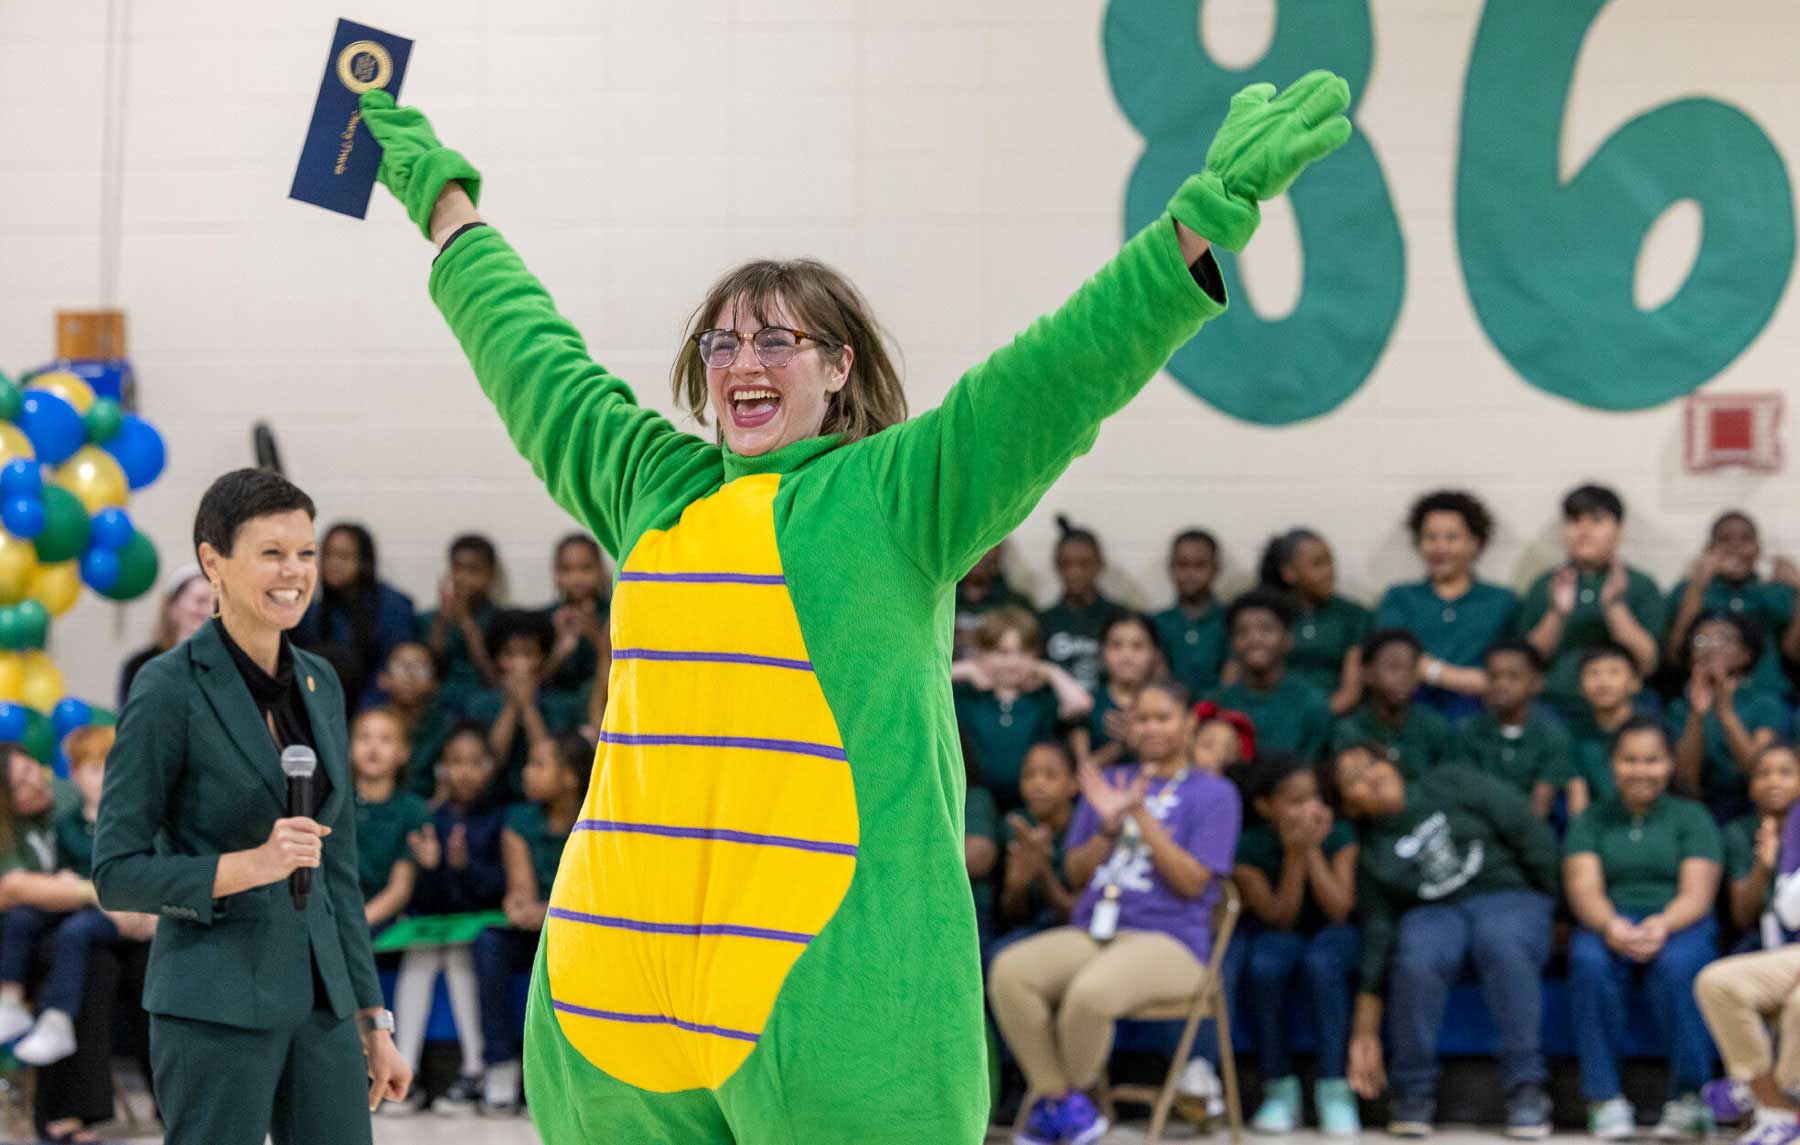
[
  {"x1": 433, "y1": 221, "x2": 489, "y2": 266},
  {"x1": 1189, "y1": 247, "x2": 1225, "y2": 302}
]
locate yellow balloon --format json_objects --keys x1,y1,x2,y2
[
  {"x1": 18, "y1": 651, "x2": 63, "y2": 714},
  {"x1": 27, "y1": 371, "x2": 95, "y2": 415},
  {"x1": 0, "y1": 424, "x2": 34, "y2": 467},
  {"x1": 0, "y1": 534, "x2": 39, "y2": 606},
  {"x1": 28, "y1": 561, "x2": 80, "y2": 617},
  {"x1": 52, "y1": 445, "x2": 128, "y2": 515},
  {"x1": 0, "y1": 654, "x2": 23, "y2": 705}
]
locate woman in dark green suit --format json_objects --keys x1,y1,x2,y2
[{"x1": 94, "y1": 468, "x2": 410, "y2": 1144}]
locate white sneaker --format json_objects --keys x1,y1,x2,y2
[
  {"x1": 14, "y1": 1008, "x2": 76, "y2": 1066},
  {"x1": 1590, "y1": 1097, "x2": 1637, "y2": 1141},
  {"x1": 482, "y1": 1059, "x2": 520, "y2": 1114},
  {"x1": 0, "y1": 996, "x2": 32, "y2": 1044},
  {"x1": 1177, "y1": 1057, "x2": 1226, "y2": 1118}
]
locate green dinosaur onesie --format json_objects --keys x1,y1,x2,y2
[{"x1": 368, "y1": 71, "x2": 1351, "y2": 1145}]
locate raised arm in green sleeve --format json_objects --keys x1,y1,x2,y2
[
  {"x1": 93, "y1": 657, "x2": 219, "y2": 925},
  {"x1": 428, "y1": 228, "x2": 718, "y2": 555}
]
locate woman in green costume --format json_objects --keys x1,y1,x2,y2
[{"x1": 360, "y1": 71, "x2": 1351, "y2": 1144}]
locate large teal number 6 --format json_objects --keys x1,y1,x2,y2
[
  {"x1": 1458, "y1": 0, "x2": 1794, "y2": 411},
  {"x1": 1104, "y1": 0, "x2": 1405, "y2": 426}
]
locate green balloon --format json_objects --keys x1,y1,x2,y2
[
  {"x1": 14, "y1": 601, "x2": 47, "y2": 651},
  {"x1": 83, "y1": 398, "x2": 123, "y2": 444},
  {"x1": 0, "y1": 378, "x2": 20, "y2": 424},
  {"x1": 90, "y1": 707, "x2": 116, "y2": 727},
  {"x1": 21, "y1": 709, "x2": 54, "y2": 764},
  {"x1": 33, "y1": 487, "x2": 89, "y2": 564},
  {"x1": 101, "y1": 532, "x2": 157, "y2": 602},
  {"x1": 0, "y1": 607, "x2": 19, "y2": 653}
]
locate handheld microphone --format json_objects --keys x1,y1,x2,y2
[{"x1": 280, "y1": 745, "x2": 319, "y2": 911}]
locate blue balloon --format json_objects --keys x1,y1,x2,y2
[
  {"x1": 0, "y1": 459, "x2": 41, "y2": 501},
  {"x1": 0, "y1": 703, "x2": 29, "y2": 744},
  {"x1": 1, "y1": 496, "x2": 43, "y2": 540},
  {"x1": 80, "y1": 547, "x2": 120, "y2": 593},
  {"x1": 88, "y1": 507, "x2": 133, "y2": 552},
  {"x1": 51, "y1": 697, "x2": 91, "y2": 739},
  {"x1": 17, "y1": 390, "x2": 84, "y2": 466},
  {"x1": 103, "y1": 414, "x2": 165, "y2": 490}
]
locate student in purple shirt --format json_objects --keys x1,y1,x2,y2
[{"x1": 988, "y1": 681, "x2": 1243, "y2": 1145}]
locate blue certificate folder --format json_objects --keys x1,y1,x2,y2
[{"x1": 289, "y1": 19, "x2": 412, "y2": 218}]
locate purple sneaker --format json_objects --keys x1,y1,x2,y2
[
  {"x1": 1017, "y1": 1096, "x2": 1064, "y2": 1145},
  {"x1": 1738, "y1": 1111, "x2": 1800, "y2": 1145},
  {"x1": 1708, "y1": 1079, "x2": 1757, "y2": 1126},
  {"x1": 1060, "y1": 1092, "x2": 1112, "y2": 1145}
]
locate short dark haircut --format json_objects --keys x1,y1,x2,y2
[
  {"x1": 450, "y1": 532, "x2": 498, "y2": 567},
  {"x1": 443, "y1": 719, "x2": 493, "y2": 759},
  {"x1": 1484, "y1": 637, "x2": 1545, "y2": 674},
  {"x1": 1612, "y1": 713, "x2": 1672, "y2": 757},
  {"x1": 193, "y1": 468, "x2": 315, "y2": 562},
  {"x1": 1684, "y1": 608, "x2": 1767, "y2": 671},
  {"x1": 1578, "y1": 640, "x2": 1638, "y2": 675},
  {"x1": 551, "y1": 732, "x2": 595, "y2": 793},
  {"x1": 1710, "y1": 510, "x2": 1756, "y2": 540},
  {"x1": 1562, "y1": 483, "x2": 1624, "y2": 523},
  {"x1": 1240, "y1": 751, "x2": 1318, "y2": 806},
  {"x1": 1170, "y1": 528, "x2": 1219, "y2": 554},
  {"x1": 485, "y1": 608, "x2": 556, "y2": 660},
  {"x1": 1227, "y1": 587, "x2": 1297, "y2": 633},
  {"x1": 1407, "y1": 490, "x2": 1494, "y2": 548},
  {"x1": 1053, "y1": 515, "x2": 1103, "y2": 558},
  {"x1": 1362, "y1": 627, "x2": 1422, "y2": 663},
  {"x1": 555, "y1": 532, "x2": 602, "y2": 561},
  {"x1": 1257, "y1": 528, "x2": 1323, "y2": 589},
  {"x1": 1023, "y1": 739, "x2": 1075, "y2": 775}
]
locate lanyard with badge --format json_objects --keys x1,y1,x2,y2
[{"x1": 1089, "y1": 766, "x2": 1189, "y2": 942}]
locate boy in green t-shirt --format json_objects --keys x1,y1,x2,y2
[
  {"x1": 1330, "y1": 629, "x2": 1452, "y2": 780},
  {"x1": 476, "y1": 732, "x2": 591, "y2": 1114},
  {"x1": 1208, "y1": 589, "x2": 1333, "y2": 761},
  {"x1": 1565, "y1": 643, "x2": 1646, "y2": 817},
  {"x1": 1454, "y1": 639, "x2": 1570, "y2": 818},
  {"x1": 1153, "y1": 529, "x2": 1229, "y2": 699}
]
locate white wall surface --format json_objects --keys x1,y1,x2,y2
[{"x1": 1, "y1": 0, "x2": 1796, "y2": 703}]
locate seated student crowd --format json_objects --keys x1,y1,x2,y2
[{"x1": 956, "y1": 484, "x2": 1800, "y2": 1141}]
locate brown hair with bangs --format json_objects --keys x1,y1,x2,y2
[{"x1": 672, "y1": 259, "x2": 908, "y2": 444}]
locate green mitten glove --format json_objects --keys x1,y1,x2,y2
[
  {"x1": 358, "y1": 90, "x2": 483, "y2": 239},
  {"x1": 1167, "y1": 69, "x2": 1353, "y2": 253}
]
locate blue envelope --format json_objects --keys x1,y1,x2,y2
[{"x1": 289, "y1": 19, "x2": 412, "y2": 218}]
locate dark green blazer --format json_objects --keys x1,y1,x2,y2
[{"x1": 94, "y1": 621, "x2": 382, "y2": 1030}]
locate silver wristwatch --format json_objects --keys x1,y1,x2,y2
[{"x1": 358, "y1": 1009, "x2": 396, "y2": 1035}]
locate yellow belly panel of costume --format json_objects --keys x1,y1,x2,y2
[{"x1": 544, "y1": 473, "x2": 858, "y2": 1093}]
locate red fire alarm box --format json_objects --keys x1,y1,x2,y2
[{"x1": 1685, "y1": 392, "x2": 1782, "y2": 473}]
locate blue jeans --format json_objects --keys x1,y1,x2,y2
[
  {"x1": 1387, "y1": 889, "x2": 1552, "y2": 1101},
  {"x1": 38, "y1": 908, "x2": 120, "y2": 1017},
  {"x1": 0, "y1": 906, "x2": 58, "y2": 986},
  {"x1": 474, "y1": 927, "x2": 539, "y2": 1066},
  {"x1": 1245, "y1": 923, "x2": 1357, "y2": 1079},
  {"x1": 1569, "y1": 914, "x2": 1718, "y2": 1101}
]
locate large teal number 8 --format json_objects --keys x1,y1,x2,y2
[
  {"x1": 1104, "y1": 0, "x2": 1405, "y2": 425},
  {"x1": 1458, "y1": 0, "x2": 1794, "y2": 410}
]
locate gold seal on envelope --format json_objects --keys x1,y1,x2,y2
[{"x1": 335, "y1": 41, "x2": 393, "y2": 94}]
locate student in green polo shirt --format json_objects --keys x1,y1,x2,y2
[
  {"x1": 1566, "y1": 643, "x2": 1648, "y2": 817},
  {"x1": 350, "y1": 708, "x2": 432, "y2": 930},
  {"x1": 1721, "y1": 744, "x2": 1800, "y2": 942},
  {"x1": 1563, "y1": 717, "x2": 1722, "y2": 1140},
  {"x1": 1517, "y1": 484, "x2": 1665, "y2": 719},
  {"x1": 1072, "y1": 613, "x2": 1164, "y2": 770},
  {"x1": 376, "y1": 642, "x2": 461, "y2": 801},
  {"x1": 1665, "y1": 512, "x2": 1800, "y2": 700},
  {"x1": 1671, "y1": 611, "x2": 1791, "y2": 821},
  {"x1": 1207, "y1": 589, "x2": 1333, "y2": 760},
  {"x1": 417, "y1": 533, "x2": 504, "y2": 708},
  {"x1": 1455, "y1": 640, "x2": 1570, "y2": 818},
  {"x1": 1154, "y1": 529, "x2": 1229, "y2": 698},
  {"x1": 1376, "y1": 490, "x2": 1518, "y2": 720},
  {"x1": 996, "y1": 741, "x2": 1080, "y2": 941},
  {"x1": 1037, "y1": 518, "x2": 1127, "y2": 692},
  {"x1": 1331, "y1": 630, "x2": 1453, "y2": 779},
  {"x1": 1329, "y1": 746, "x2": 1559, "y2": 1138},
  {"x1": 1259, "y1": 529, "x2": 1369, "y2": 715},
  {"x1": 951, "y1": 606, "x2": 1093, "y2": 810}
]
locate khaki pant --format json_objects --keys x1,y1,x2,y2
[
  {"x1": 1694, "y1": 945, "x2": 1800, "y2": 1085},
  {"x1": 987, "y1": 926, "x2": 1205, "y2": 1093}
]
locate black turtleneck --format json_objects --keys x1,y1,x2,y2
[{"x1": 213, "y1": 618, "x2": 330, "y2": 812}]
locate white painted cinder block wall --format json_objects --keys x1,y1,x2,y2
[{"x1": 1, "y1": 0, "x2": 1797, "y2": 705}]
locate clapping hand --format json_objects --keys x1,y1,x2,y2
[
  {"x1": 1078, "y1": 759, "x2": 1149, "y2": 834},
  {"x1": 407, "y1": 823, "x2": 442, "y2": 870}
]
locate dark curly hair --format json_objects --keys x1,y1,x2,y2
[{"x1": 1406, "y1": 490, "x2": 1494, "y2": 549}]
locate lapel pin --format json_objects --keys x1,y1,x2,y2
[{"x1": 307, "y1": 676, "x2": 316, "y2": 693}]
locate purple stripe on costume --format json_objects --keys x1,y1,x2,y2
[
  {"x1": 596, "y1": 731, "x2": 847, "y2": 761},
  {"x1": 546, "y1": 906, "x2": 813, "y2": 945},
  {"x1": 613, "y1": 648, "x2": 813, "y2": 672},
  {"x1": 617, "y1": 571, "x2": 785, "y2": 586},
  {"x1": 551, "y1": 999, "x2": 760, "y2": 1044},
  {"x1": 574, "y1": 818, "x2": 858, "y2": 857}
]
